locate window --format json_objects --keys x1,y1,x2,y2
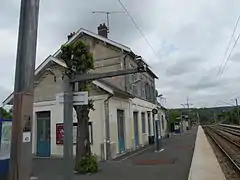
[
  {"x1": 145, "y1": 83, "x2": 150, "y2": 100},
  {"x1": 132, "y1": 84, "x2": 138, "y2": 95},
  {"x1": 141, "y1": 112, "x2": 146, "y2": 133},
  {"x1": 149, "y1": 86, "x2": 155, "y2": 102},
  {"x1": 130, "y1": 73, "x2": 138, "y2": 95},
  {"x1": 141, "y1": 81, "x2": 145, "y2": 97}
]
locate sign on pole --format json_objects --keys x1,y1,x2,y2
[{"x1": 56, "y1": 91, "x2": 88, "y2": 105}]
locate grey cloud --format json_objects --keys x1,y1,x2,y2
[
  {"x1": 185, "y1": 66, "x2": 224, "y2": 91},
  {"x1": 2, "y1": 0, "x2": 240, "y2": 108},
  {"x1": 187, "y1": 76, "x2": 221, "y2": 90},
  {"x1": 230, "y1": 53, "x2": 240, "y2": 62},
  {"x1": 165, "y1": 56, "x2": 203, "y2": 76},
  {"x1": 0, "y1": 86, "x2": 12, "y2": 103},
  {"x1": 0, "y1": 0, "x2": 20, "y2": 29}
]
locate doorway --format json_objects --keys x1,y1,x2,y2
[
  {"x1": 36, "y1": 111, "x2": 51, "y2": 157},
  {"x1": 133, "y1": 111, "x2": 139, "y2": 148},
  {"x1": 117, "y1": 109, "x2": 125, "y2": 153}
]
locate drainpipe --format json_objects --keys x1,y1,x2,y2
[{"x1": 104, "y1": 95, "x2": 113, "y2": 160}]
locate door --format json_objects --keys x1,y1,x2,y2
[
  {"x1": 117, "y1": 110, "x2": 125, "y2": 153},
  {"x1": 133, "y1": 112, "x2": 139, "y2": 148},
  {"x1": 36, "y1": 111, "x2": 51, "y2": 157},
  {"x1": 147, "y1": 112, "x2": 151, "y2": 136}
]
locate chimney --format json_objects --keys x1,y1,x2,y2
[
  {"x1": 97, "y1": 23, "x2": 108, "y2": 38},
  {"x1": 67, "y1": 32, "x2": 76, "y2": 40}
]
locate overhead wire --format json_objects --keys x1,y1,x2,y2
[
  {"x1": 217, "y1": 32, "x2": 240, "y2": 79},
  {"x1": 118, "y1": 0, "x2": 240, "y2": 107},
  {"x1": 118, "y1": 0, "x2": 161, "y2": 61},
  {"x1": 202, "y1": 15, "x2": 240, "y2": 107},
  {"x1": 216, "y1": 15, "x2": 240, "y2": 79}
]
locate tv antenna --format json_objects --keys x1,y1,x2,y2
[{"x1": 92, "y1": 11, "x2": 125, "y2": 33}]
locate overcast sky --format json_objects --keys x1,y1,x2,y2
[{"x1": 1, "y1": 0, "x2": 240, "y2": 108}]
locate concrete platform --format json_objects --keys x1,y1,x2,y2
[
  {"x1": 32, "y1": 127, "x2": 198, "y2": 180},
  {"x1": 188, "y1": 126, "x2": 226, "y2": 180}
]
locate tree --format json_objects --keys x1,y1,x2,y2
[
  {"x1": 169, "y1": 109, "x2": 180, "y2": 123},
  {"x1": 0, "y1": 107, "x2": 12, "y2": 119},
  {"x1": 60, "y1": 40, "x2": 97, "y2": 173}
]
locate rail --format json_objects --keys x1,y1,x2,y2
[
  {"x1": 219, "y1": 124, "x2": 240, "y2": 129},
  {"x1": 203, "y1": 126, "x2": 240, "y2": 172}
]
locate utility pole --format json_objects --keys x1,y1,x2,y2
[
  {"x1": 235, "y1": 98, "x2": 240, "y2": 125},
  {"x1": 9, "y1": 1, "x2": 40, "y2": 180},
  {"x1": 92, "y1": 11, "x2": 124, "y2": 33},
  {"x1": 214, "y1": 111, "x2": 218, "y2": 125},
  {"x1": 181, "y1": 96, "x2": 193, "y2": 131},
  {"x1": 185, "y1": 96, "x2": 193, "y2": 125},
  {"x1": 197, "y1": 112, "x2": 200, "y2": 125},
  {"x1": 63, "y1": 75, "x2": 73, "y2": 180}
]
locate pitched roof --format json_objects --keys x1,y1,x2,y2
[
  {"x1": 53, "y1": 28, "x2": 158, "y2": 79},
  {"x1": 2, "y1": 56, "x2": 133, "y2": 105},
  {"x1": 53, "y1": 28, "x2": 131, "y2": 57},
  {"x1": 3, "y1": 27, "x2": 158, "y2": 105}
]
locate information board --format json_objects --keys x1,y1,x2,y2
[{"x1": 0, "y1": 121, "x2": 12, "y2": 158}]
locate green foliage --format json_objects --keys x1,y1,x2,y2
[
  {"x1": 169, "y1": 110, "x2": 181, "y2": 122},
  {"x1": 60, "y1": 39, "x2": 97, "y2": 173},
  {"x1": 0, "y1": 107, "x2": 12, "y2": 119},
  {"x1": 75, "y1": 154, "x2": 99, "y2": 173},
  {"x1": 220, "y1": 108, "x2": 239, "y2": 124},
  {"x1": 61, "y1": 40, "x2": 95, "y2": 111},
  {"x1": 61, "y1": 40, "x2": 94, "y2": 75}
]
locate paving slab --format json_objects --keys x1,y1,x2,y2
[
  {"x1": 188, "y1": 126, "x2": 226, "y2": 180},
  {"x1": 32, "y1": 127, "x2": 198, "y2": 180}
]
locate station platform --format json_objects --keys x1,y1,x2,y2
[
  {"x1": 188, "y1": 126, "x2": 226, "y2": 180},
  {"x1": 32, "y1": 127, "x2": 198, "y2": 180}
]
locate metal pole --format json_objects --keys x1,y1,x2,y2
[
  {"x1": 214, "y1": 112, "x2": 216, "y2": 125},
  {"x1": 154, "y1": 114, "x2": 163, "y2": 152},
  {"x1": 181, "y1": 114, "x2": 183, "y2": 132},
  {"x1": 197, "y1": 112, "x2": 200, "y2": 125},
  {"x1": 155, "y1": 120, "x2": 160, "y2": 151},
  {"x1": 235, "y1": 98, "x2": 240, "y2": 125},
  {"x1": 63, "y1": 76, "x2": 74, "y2": 180},
  {"x1": 106, "y1": 12, "x2": 110, "y2": 32},
  {"x1": 9, "y1": 1, "x2": 40, "y2": 180},
  {"x1": 158, "y1": 114, "x2": 163, "y2": 149}
]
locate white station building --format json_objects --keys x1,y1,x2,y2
[{"x1": 3, "y1": 24, "x2": 168, "y2": 160}]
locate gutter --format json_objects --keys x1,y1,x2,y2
[{"x1": 104, "y1": 94, "x2": 113, "y2": 160}]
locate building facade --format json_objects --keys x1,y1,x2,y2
[{"x1": 3, "y1": 25, "x2": 168, "y2": 160}]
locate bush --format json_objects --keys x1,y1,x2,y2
[{"x1": 75, "y1": 154, "x2": 99, "y2": 174}]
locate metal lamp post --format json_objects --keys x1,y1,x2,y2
[{"x1": 152, "y1": 108, "x2": 164, "y2": 152}]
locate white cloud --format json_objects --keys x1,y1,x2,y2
[{"x1": 1, "y1": 0, "x2": 240, "y2": 108}]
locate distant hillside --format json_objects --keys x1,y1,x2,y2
[{"x1": 169, "y1": 106, "x2": 236, "y2": 124}]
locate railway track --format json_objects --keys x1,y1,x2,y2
[
  {"x1": 219, "y1": 124, "x2": 240, "y2": 138},
  {"x1": 203, "y1": 125, "x2": 240, "y2": 172}
]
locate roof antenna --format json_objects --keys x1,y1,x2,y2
[{"x1": 92, "y1": 11, "x2": 125, "y2": 33}]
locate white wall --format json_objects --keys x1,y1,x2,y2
[
  {"x1": 32, "y1": 95, "x2": 163, "y2": 159},
  {"x1": 108, "y1": 97, "x2": 157, "y2": 157},
  {"x1": 32, "y1": 95, "x2": 108, "y2": 159},
  {"x1": 108, "y1": 97, "x2": 131, "y2": 157}
]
